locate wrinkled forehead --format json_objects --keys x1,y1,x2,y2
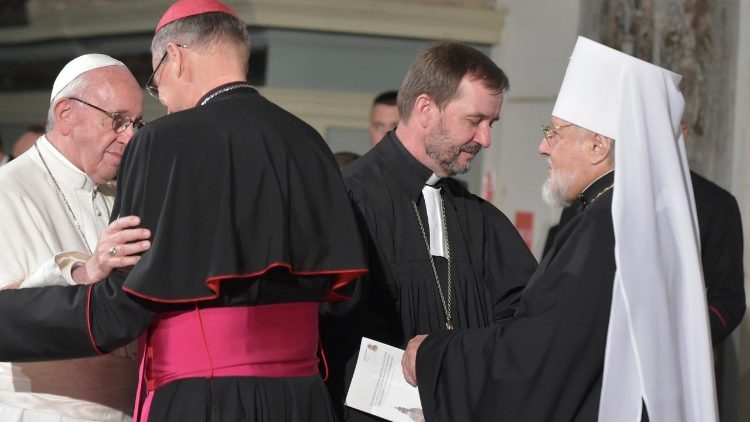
[{"x1": 92, "y1": 68, "x2": 143, "y2": 113}]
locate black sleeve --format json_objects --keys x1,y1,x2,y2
[
  {"x1": 321, "y1": 181, "x2": 402, "y2": 343},
  {"x1": 0, "y1": 271, "x2": 156, "y2": 362},
  {"x1": 320, "y1": 187, "x2": 399, "y2": 330},
  {"x1": 319, "y1": 188, "x2": 401, "y2": 421},
  {"x1": 479, "y1": 201, "x2": 538, "y2": 323},
  {"x1": 701, "y1": 195, "x2": 745, "y2": 345}
]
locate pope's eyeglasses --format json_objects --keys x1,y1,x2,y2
[{"x1": 69, "y1": 97, "x2": 144, "y2": 134}]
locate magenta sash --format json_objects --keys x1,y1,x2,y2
[{"x1": 134, "y1": 302, "x2": 319, "y2": 421}]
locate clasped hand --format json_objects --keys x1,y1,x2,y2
[{"x1": 72, "y1": 215, "x2": 151, "y2": 284}]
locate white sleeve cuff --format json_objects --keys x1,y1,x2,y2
[{"x1": 21, "y1": 252, "x2": 90, "y2": 288}]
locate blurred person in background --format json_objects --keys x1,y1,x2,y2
[
  {"x1": 11, "y1": 124, "x2": 46, "y2": 158},
  {"x1": 369, "y1": 90, "x2": 399, "y2": 146}
]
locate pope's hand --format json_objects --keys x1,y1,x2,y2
[{"x1": 72, "y1": 215, "x2": 151, "y2": 284}]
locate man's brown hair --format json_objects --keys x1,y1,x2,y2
[{"x1": 397, "y1": 41, "x2": 509, "y2": 120}]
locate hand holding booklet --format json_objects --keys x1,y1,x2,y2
[{"x1": 345, "y1": 337, "x2": 424, "y2": 422}]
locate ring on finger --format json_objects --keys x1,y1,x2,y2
[{"x1": 108, "y1": 245, "x2": 118, "y2": 257}]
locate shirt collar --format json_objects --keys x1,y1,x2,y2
[
  {"x1": 375, "y1": 131, "x2": 436, "y2": 201},
  {"x1": 37, "y1": 135, "x2": 97, "y2": 191},
  {"x1": 425, "y1": 173, "x2": 441, "y2": 187}
]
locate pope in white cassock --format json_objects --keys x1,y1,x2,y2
[{"x1": 0, "y1": 55, "x2": 151, "y2": 421}]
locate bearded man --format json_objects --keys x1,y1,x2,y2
[{"x1": 320, "y1": 41, "x2": 537, "y2": 421}]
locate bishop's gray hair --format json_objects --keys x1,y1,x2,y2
[{"x1": 151, "y1": 12, "x2": 251, "y2": 69}]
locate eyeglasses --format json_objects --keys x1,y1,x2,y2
[
  {"x1": 541, "y1": 123, "x2": 573, "y2": 146},
  {"x1": 145, "y1": 43, "x2": 188, "y2": 98},
  {"x1": 69, "y1": 97, "x2": 144, "y2": 134}
]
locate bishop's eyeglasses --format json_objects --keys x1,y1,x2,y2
[
  {"x1": 69, "y1": 97, "x2": 144, "y2": 134},
  {"x1": 541, "y1": 123, "x2": 573, "y2": 147},
  {"x1": 145, "y1": 43, "x2": 188, "y2": 98}
]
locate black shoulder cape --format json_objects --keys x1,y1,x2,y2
[{"x1": 113, "y1": 86, "x2": 367, "y2": 302}]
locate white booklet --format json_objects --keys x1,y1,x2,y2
[{"x1": 345, "y1": 337, "x2": 424, "y2": 422}]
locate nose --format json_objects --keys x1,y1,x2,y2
[
  {"x1": 119, "y1": 125, "x2": 137, "y2": 144},
  {"x1": 538, "y1": 137, "x2": 550, "y2": 156},
  {"x1": 474, "y1": 125, "x2": 492, "y2": 148}
]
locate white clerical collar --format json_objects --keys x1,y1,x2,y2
[
  {"x1": 425, "y1": 173, "x2": 441, "y2": 186},
  {"x1": 422, "y1": 173, "x2": 446, "y2": 257},
  {"x1": 37, "y1": 135, "x2": 96, "y2": 191}
]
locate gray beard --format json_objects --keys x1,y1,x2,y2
[{"x1": 542, "y1": 169, "x2": 573, "y2": 207}]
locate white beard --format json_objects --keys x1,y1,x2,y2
[{"x1": 542, "y1": 167, "x2": 574, "y2": 207}]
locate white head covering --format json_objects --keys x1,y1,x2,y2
[
  {"x1": 553, "y1": 37, "x2": 717, "y2": 421},
  {"x1": 50, "y1": 54, "x2": 125, "y2": 102}
]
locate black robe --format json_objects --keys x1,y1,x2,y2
[
  {"x1": 416, "y1": 172, "x2": 616, "y2": 422},
  {"x1": 543, "y1": 171, "x2": 745, "y2": 345},
  {"x1": 322, "y1": 132, "x2": 537, "y2": 421},
  {"x1": 0, "y1": 85, "x2": 367, "y2": 422},
  {"x1": 690, "y1": 172, "x2": 745, "y2": 345}
]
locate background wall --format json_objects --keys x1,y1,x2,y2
[{"x1": 485, "y1": 0, "x2": 581, "y2": 256}]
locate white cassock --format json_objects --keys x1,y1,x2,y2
[{"x1": 0, "y1": 135, "x2": 138, "y2": 421}]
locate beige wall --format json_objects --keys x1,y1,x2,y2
[{"x1": 486, "y1": 0, "x2": 581, "y2": 257}]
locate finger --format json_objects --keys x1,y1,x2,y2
[
  {"x1": 402, "y1": 363, "x2": 412, "y2": 386},
  {"x1": 108, "y1": 245, "x2": 119, "y2": 258},
  {"x1": 100, "y1": 216, "x2": 140, "y2": 238},
  {"x1": 109, "y1": 240, "x2": 151, "y2": 258},
  {"x1": 107, "y1": 255, "x2": 142, "y2": 269},
  {"x1": 401, "y1": 352, "x2": 415, "y2": 386},
  {"x1": 112, "y1": 215, "x2": 140, "y2": 230},
  {"x1": 107, "y1": 215, "x2": 142, "y2": 233},
  {"x1": 403, "y1": 367, "x2": 416, "y2": 387},
  {"x1": 116, "y1": 228, "x2": 152, "y2": 244}
]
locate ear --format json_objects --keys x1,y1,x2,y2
[
  {"x1": 412, "y1": 94, "x2": 437, "y2": 129},
  {"x1": 589, "y1": 133, "x2": 613, "y2": 165},
  {"x1": 53, "y1": 98, "x2": 74, "y2": 136},
  {"x1": 166, "y1": 42, "x2": 186, "y2": 78}
]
